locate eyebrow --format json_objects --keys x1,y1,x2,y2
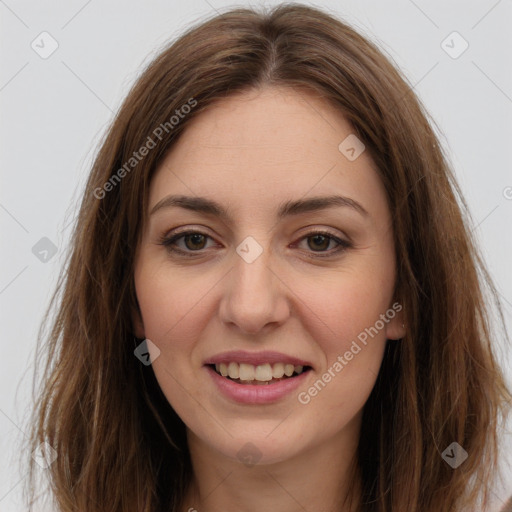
[{"x1": 149, "y1": 194, "x2": 369, "y2": 220}]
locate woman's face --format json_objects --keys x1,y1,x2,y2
[{"x1": 133, "y1": 86, "x2": 404, "y2": 465}]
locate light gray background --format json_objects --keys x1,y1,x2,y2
[{"x1": 1, "y1": 0, "x2": 511, "y2": 510}]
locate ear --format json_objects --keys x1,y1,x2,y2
[
  {"x1": 384, "y1": 301, "x2": 406, "y2": 340},
  {"x1": 131, "y1": 302, "x2": 145, "y2": 339}
]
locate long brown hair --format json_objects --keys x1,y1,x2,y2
[{"x1": 25, "y1": 3, "x2": 511, "y2": 511}]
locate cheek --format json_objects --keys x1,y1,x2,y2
[
  {"x1": 295, "y1": 267, "x2": 394, "y2": 354},
  {"x1": 294, "y1": 277, "x2": 388, "y2": 416},
  {"x1": 134, "y1": 258, "x2": 217, "y2": 347},
  {"x1": 292, "y1": 272, "x2": 392, "y2": 414},
  {"x1": 134, "y1": 262, "x2": 211, "y2": 409}
]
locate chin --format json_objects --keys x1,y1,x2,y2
[{"x1": 222, "y1": 432, "x2": 307, "y2": 467}]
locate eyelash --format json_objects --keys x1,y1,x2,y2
[{"x1": 157, "y1": 229, "x2": 352, "y2": 259}]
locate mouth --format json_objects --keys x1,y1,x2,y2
[{"x1": 207, "y1": 362, "x2": 312, "y2": 385}]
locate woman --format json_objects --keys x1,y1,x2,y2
[{"x1": 26, "y1": 3, "x2": 511, "y2": 511}]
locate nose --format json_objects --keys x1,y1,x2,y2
[{"x1": 218, "y1": 243, "x2": 290, "y2": 335}]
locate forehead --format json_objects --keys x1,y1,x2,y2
[{"x1": 148, "y1": 86, "x2": 387, "y2": 222}]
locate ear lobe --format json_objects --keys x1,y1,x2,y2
[
  {"x1": 384, "y1": 304, "x2": 406, "y2": 340},
  {"x1": 385, "y1": 318, "x2": 406, "y2": 340},
  {"x1": 131, "y1": 304, "x2": 145, "y2": 339}
]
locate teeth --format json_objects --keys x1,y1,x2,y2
[
  {"x1": 239, "y1": 363, "x2": 255, "y2": 381},
  {"x1": 255, "y1": 363, "x2": 273, "y2": 381},
  {"x1": 227, "y1": 362, "x2": 239, "y2": 379},
  {"x1": 214, "y1": 362, "x2": 307, "y2": 381},
  {"x1": 273, "y1": 362, "x2": 285, "y2": 378}
]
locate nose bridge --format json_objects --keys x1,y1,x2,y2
[{"x1": 219, "y1": 234, "x2": 288, "y2": 334}]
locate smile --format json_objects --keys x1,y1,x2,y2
[{"x1": 210, "y1": 362, "x2": 311, "y2": 385}]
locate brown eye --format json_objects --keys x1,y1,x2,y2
[
  {"x1": 159, "y1": 230, "x2": 216, "y2": 254},
  {"x1": 183, "y1": 233, "x2": 208, "y2": 250},
  {"x1": 307, "y1": 234, "x2": 332, "y2": 251},
  {"x1": 293, "y1": 230, "x2": 352, "y2": 259},
  {"x1": 159, "y1": 229, "x2": 351, "y2": 259}
]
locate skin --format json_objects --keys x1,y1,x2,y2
[{"x1": 132, "y1": 86, "x2": 405, "y2": 512}]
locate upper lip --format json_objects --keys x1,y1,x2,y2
[{"x1": 204, "y1": 350, "x2": 313, "y2": 368}]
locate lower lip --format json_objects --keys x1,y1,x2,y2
[{"x1": 205, "y1": 365, "x2": 311, "y2": 404}]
